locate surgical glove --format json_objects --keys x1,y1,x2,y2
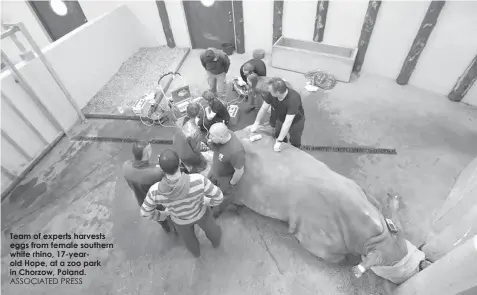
[
  {"x1": 273, "y1": 141, "x2": 282, "y2": 152},
  {"x1": 250, "y1": 123, "x2": 260, "y2": 133}
]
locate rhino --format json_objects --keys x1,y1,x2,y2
[{"x1": 220, "y1": 126, "x2": 428, "y2": 284}]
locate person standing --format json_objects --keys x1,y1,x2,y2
[
  {"x1": 199, "y1": 90, "x2": 230, "y2": 132},
  {"x1": 200, "y1": 48, "x2": 230, "y2": 99},
  {"x1": 237, "y1": 57, "x2": 266, "y2": 113},
  {"x1": 172, "y1": 102, "x2": 208, "y2": 173},
  {"x1": 251, "y1": 77, "x2": 305, "y2": 151},
  {"x1": 207, "y1": 122, "x2": 246, "y2": 218},
  {"x1": 122, "y1": 141, "x2": 174, "y2": 233},
  {"x1": 140, "y1": 149, "x2": 224, "y2": 258}
]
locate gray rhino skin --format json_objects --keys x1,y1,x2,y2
[{"x1": 229, "y1": 126, "x2": 405, "y2": 264}]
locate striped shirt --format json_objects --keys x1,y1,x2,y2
[{"x1": 140, "y1": 174, "x2": 223, "y2": 225}]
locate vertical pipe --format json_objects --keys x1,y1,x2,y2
[
  {"x1": 1, "y1": 50, "x2": 65, "y2": 133},
  {"x1": 16, "y1": 22, "x2": 86, "y2": 122},
  {"x1": 1, "y1": 91, "x2": 49, "y2": 146}
]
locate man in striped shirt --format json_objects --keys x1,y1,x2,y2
[{"x1": 141, "y1": 149, "x2": 224, "y2": 257}]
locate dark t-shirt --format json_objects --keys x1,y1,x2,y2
[
  {"x1": 122, "y1": 161, "x2": 165, "y2": 206},
  {"x1": 210, "y1": 98, "x2": 230, "y2": 122},
  {"x1": 263, "y1": 88, "x2": 304, "y2": 124},
  {"x1": 172, "y1": 120, "x2": 204, "y2": 167},
  {"x1": 240, "y1": 59, "x2": 267, "y2": 82},
  {"x1": 209, "y1": 133, "x2": 245, "y2": 177}
]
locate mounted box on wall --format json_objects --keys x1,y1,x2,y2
[{"x1": 271, "y1": 36, "x2": 358, "y2": 82}]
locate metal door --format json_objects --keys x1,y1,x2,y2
[
  {"x1": 28, "y1": 0, "x2": 88, "y2": 41},
  {"x1": 182, "y1": 0, "x2": 235, "y2": 49}
]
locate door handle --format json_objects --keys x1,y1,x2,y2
[{"x1": 228, "y1": 11, "x2": 232, "y2": 22}]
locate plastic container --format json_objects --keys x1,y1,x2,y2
[
  {"x1": 253, "y1": 49, "x2": 265, "y2": 59},
  {"x1": 222, "y1": 43, "x2": 235, "y2": 55}
]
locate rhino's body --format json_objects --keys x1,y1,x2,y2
[{"x1": 229, "y1": 126, "x2": 403, "y2": 263}]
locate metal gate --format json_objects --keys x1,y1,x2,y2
[{"x1": 1, "y1": 22, "x2": 85, "y2": 200}]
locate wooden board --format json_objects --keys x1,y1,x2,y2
[
  {"x1": 156, "y1": 1, "x2": 176, "y2": 48},
  {"x1": 448, "y1": 55, "x2": 477, "y2": 102},
  {"x1": 232, "y1": 0, "x2": 245, "y2": 54},
  {"x1": 313, "y1": 1, "x2": 329, "y2": 42},
  {"x1": 272, "y1": 0, "x2": 284, "y2": 45},
  {"x1": 353, "y1": 0, "x2": 382, "y2": 73},
  {"x1": 396, "y1": 1, "x2": 446, "y2": 86}
]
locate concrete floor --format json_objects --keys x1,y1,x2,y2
[{"x1": 2, "y1": 49, "x2": 477, "y2": 295}]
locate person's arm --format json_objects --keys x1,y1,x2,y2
[
  {"x1": 222, "y1": 53, "x2": 231, "y2": 73},
  {"x1": 218, "y1": 101, "x2": 230, "y2": 122},
  {"x1": 205, "y1": 106, "x2": 216, "y2": 120},
  {"x1": 229, "y1": 150, "x2": 245, "y2": 185},
  {"x1": 277, "y1": 114, "x2": 295, "y2": 142},
  {"x1": 140, "y1": 190, "x2": 169, "y2": 221},
  {"x1": 202, "y1": 176, "x2": 224, "y2": 206},
  {"x1": 200, "y1": 52, "x2": 206, "y2": 69},
  {"x1": 240, "y1": 65, "x2": 245, "y2": 81},
  {"x1": 253, "y1": 97, "x2": 271, "y2": 126},
  {"x1": 277, "y1": 95, "x2": 300, "y2": 141}
]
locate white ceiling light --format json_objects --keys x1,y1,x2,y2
[
  {"x1": 201, "y1": 0, "x2": 215, "y2": 7},
  {"x1": 50, "y1": 0, "x2": 68, "y2": 16}
]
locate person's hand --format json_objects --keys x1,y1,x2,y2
[
  {"x1": 223, "y1": 185, "x2": 234, "y2": 196},
  {"x1": 250, "y1": 123, "x2": 260, "y2": 133},
  {"x1": 273, "y1": 140, "x2": 282, "y2": 152},
  {"x1": 199, "y1": 142, "x2": 209, "y2": 151},
  {"x1": 352, "y1": 265, "x2": 365, "y2": 278},
  {"x1": 203, "y1": 197, "x2": 211, "y2": 206}
]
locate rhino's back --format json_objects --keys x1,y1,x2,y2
[{"x1": 234, "y1": 128, "x2": 383, "y2": 258}]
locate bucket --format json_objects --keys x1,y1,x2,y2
[{"x1": 222, "y1": 42, "x2": 234, "y2": 55}]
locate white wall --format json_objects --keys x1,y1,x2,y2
[
  {"x1": 282, "y1": 0, "x2": 317, "y2": 42},
  {"x1": 360, "y1": 1, "x2": 430, "y2": 78},
  {"x1": 463, "y1": 82, "x2": 477, "y2": 106},
  {"x1": 0, "y1": 5, "x2": 151, "y2": 186},
  {"x1": 409, "y1": 1, "x2": 477, "y2": 98},
  {"x1": 243, "y1": 0, "x2": 273, "y2": 53},
  {"x1": 322, "y1": 0, "x2": 368, "y2": 48},
  {"x1": 164, "y1": 0, "x2": 190, "y2": 48},
  {"x1": 78, "y1": 0, "x2": 166, "y2": 47}
]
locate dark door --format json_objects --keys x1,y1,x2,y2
[
  {"x1": 182, "y1": 0, "x2": 235, "y2": 49},
  {"x1": 28, "y1": 0, "x2": 88, "y2": 41}
]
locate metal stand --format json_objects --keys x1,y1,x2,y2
[{"x1": 1, "y1": 22, "x2": 86, "y2": 125}]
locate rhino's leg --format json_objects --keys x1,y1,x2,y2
[{"x1": 288, "y1": 210, "x2": 300, "y2": 234}]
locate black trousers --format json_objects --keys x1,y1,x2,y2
[
  {"x1": 174, "y1": 207, "x2": 221, "y2": 257},
  {"x1": 274, "y1": 117, "x2": 305, "y2": 148}
]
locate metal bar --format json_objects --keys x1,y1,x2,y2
[
  {"x1": 1, "y1": 166, "x2": 16, "y2": 180},
  {"x1": 0, "y1": 26, "x2": 19, "y2": 39},
  {"x1": 1, "y1": 50, "x2": 65, "y2": 133},
  {"x1": 1, "y1": 91, "x2": 49, "y2": 146},
  {"x1": 16, "y1": 22, "x2": 86, "y2": 122},
  {"x1": 1, "y1": 129, "x2": 32, "y2": 161},
  {"x1": 1, "y1": 131, "x2": 65, "y2": 201}
]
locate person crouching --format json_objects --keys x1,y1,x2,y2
[
  {"x1": 172, "y1": 102, "x2": 208, "y2": 173},
  {"x1": 140, "y1": 149, "x2": 224, "y2": 257},
  {"x1": 198, "y1": 90, "x2": 230, "y2": 132}
]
